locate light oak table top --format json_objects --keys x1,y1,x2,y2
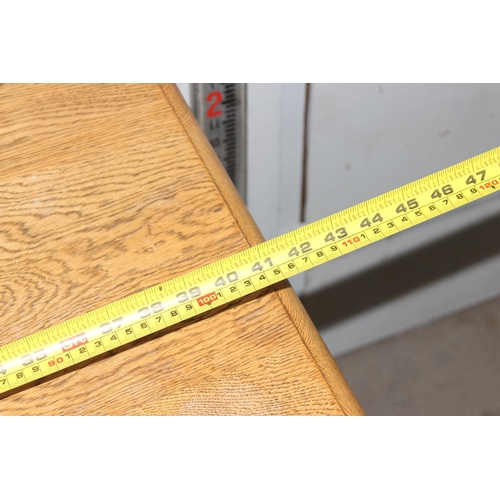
[{"x1": 0, "y1": 84, "x2": 363, "y2": 415}]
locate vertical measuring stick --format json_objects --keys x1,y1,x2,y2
[{"x1": 191, "y1": 83, "x2": 247, "y2": 201}]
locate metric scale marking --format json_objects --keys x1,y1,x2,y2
[
  {"x1": 191, "y1": 83, "x2": 247, "y2": 201},
  {"x1": 1, "y1": 147, "x2": 500, "y2": 396}
]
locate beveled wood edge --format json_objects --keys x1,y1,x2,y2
[{"x1": 158, "y1": 84, "x2": 365, "y2": 416}]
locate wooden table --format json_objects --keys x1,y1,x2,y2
[{"x1": 0, "y1": 84, "x2": 363, "y2": 415}]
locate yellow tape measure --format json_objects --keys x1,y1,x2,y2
[{"x1": 1, "y1": 147, "x2": 500, "y2": 395}]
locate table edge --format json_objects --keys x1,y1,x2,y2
[{"x1": 158, "y1": 84, "x2": 365, "y2": 416}]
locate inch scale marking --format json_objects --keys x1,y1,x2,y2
[{"x1": 1, "y1": 147, "x2": 500, "y2": 396}]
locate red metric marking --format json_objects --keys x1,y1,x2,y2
[
  {"x1": 479, "y1": 179, "x2": 498, "y2": 189},
  {"x1": 60, "y1": 333, "x2": 88, "y2": 352},
  {"x1": 197, "y1": 292, "x2": 218, "y2": 307},
  {"x1": 206, "y1": 91, "x2": 223, "y2": 118}
]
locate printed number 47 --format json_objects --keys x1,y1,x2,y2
[{"x1": 466, "y1": 170, "x2": 486, "y2": 184}]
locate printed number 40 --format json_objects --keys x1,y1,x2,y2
[{"x1": 215, "y1": 272, "x2": 239, "y2": 287}]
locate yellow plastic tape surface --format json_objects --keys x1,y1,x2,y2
[{"x1": 1, "y1": 147, "x2": 500, "y2": 395}]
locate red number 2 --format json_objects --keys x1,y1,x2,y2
[{"x1": 206, "y1": 91, "x2": 223, "y2": 118}]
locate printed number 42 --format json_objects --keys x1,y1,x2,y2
[{"x1": 289, "y1": 242, "x2": 311, "y2": 257}]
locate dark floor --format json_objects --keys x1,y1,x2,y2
[{"x1": 335, "y1": 296, "x2": 500, "y2": 416}]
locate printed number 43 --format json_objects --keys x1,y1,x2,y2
[{"x1": 324, "y1": 227, "x2": 348, "y2": 242}]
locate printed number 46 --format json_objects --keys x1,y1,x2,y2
[{"x1": 431, "y1": 184, "x2": 453, "y2": 199}]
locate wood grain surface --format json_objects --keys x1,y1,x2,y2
[{"x1": 0, "y1": 84, "x2": 363, "y2": 415}]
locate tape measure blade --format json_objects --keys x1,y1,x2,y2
[{"x1": 1, "y1": 146, "x2": 499, "y2": 395}]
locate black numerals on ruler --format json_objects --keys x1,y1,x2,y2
[
  {"x1": 20, "y1": 349, "x2": 47, "y2": 367},
  {"x1": 251, "y1": 257, "x2": 273, "y2": 272},
  {"x1": 139, "y1": 303, "x2": 164, "y2": 317},
  {"x1": 288, "y1": 242, "x2": 311, "y2": 257},
  {"x1": 466, "y1": 170, "x2": 486, "y2": 184},
  {"x1": 324, "y1": 227, "x2": 348, "y2": 243},
  {"x1": 396, "y1": 198, "x2": 419, "y2": 213},
  {"x1": 100, "y1": 317, "x2": 124, "y2": 334},
  {"x1": 360, "y1": 213, "x2": 383, "y2": 228},
  {"x1": 176, "y1": 287, "x2": 201, "y2": 304},
  {"x1": 215, "y1": 272, "x2": 239, "y2": 287},
  {"x1": 431, "y1": 184, "x2": 454, "y2": 199},
  {"x1": 213, "y1": 257, "x2": 273, "y2": 288}
]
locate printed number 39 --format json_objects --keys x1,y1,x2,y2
[{"x1": 176, "y1": 287, "x2": 201, "y2": 303}]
